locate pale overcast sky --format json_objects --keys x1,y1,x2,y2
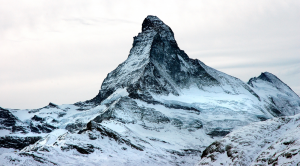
[{"x1": 0, "y1": 0, "x2": 299, "y2": 109}]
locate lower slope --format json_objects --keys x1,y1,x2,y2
[
  {"x1": 197, "y1": 113, "x2": 300, "y2": 166},
  {"x1": 0, "y1": 88, "x2": 279, "y2": 165}
]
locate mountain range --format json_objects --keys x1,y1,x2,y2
[{"x1": 0, "y1": 15, "x2": 299, "y2": 166}]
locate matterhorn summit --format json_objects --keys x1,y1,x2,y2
[{"x1": 1, "y1": 15, "x2": 299, "y2": 166}]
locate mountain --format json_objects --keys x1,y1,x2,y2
[
  {"x1": 197, "y1": 113, "x2": 300, "y2": 166},
  {"x1": 0, "y1": 15, "x2": 299, "y2": 166},
  {"x1": 248, "y1": 72, "x2": 300, "y2": 116}
]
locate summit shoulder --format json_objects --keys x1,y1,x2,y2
[
  {"x1": 248, "y1": 72, "x2": 300, "y2": 116},
  {"x1": 249, "y1": 72, "x2": 293, "y2": 90}
]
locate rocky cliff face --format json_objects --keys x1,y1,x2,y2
[
  {"x1": 0, "y1": 15, "x2": 300, "y2": 166},
  {"x1": 0, "y1": 107, "x2": 29, "y2": 133}
]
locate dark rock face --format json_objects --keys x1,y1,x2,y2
[
  {"x1": 86, "y1": 88, "x2": 115, "y2": 106},
  {"x1": 142, "y1": 15, "x2": 178, "y2": 49},
  {"x1": 61, "y1": 144, "x2": 96, "y2": 154},
  {"x1": 142, "y1": 15, "x2": 172, "y2": 32},
  {"x1": 0, "y1": 136, "x2": 42, "y2": 150},
  {"x1": 257, "y1": 72, "x2": 274, "y2": 83},
  {"x1": 0, "y1": 107, "x2": 29, "y2": 133},
  {"x1": 65, "y1": 120, "x2": 86, "y2": 133},
  {"x1": 148, "y1": 32, "x2": 219, "y2": 89},
  {"x1": 18, "y1": 153, "x2": 58, "y2": 165},
  {"x1": 188, "y1": 120, "x2": 203, "y2": 130},
  {"x1": 166, "y1": 149, "x2": 202, "y2": 157},
  {"x1": 48, "y1": 102, "x2": 59, "y2": 108},
  {"x1": 200, "y1": 141, "x2": 224, "y2": 161},
  {"x1": 0, "y1": 108, "x2": 56, "y2": 134},
  {"x1": 207, "y1": 129, "x2": 231, "y2": 138},
  {"x1": 30, "y1": 115, "x2": 57, "y2": 133},
  {"x1": 0, "y1": 107, "x2": 18, "y2": 127},
  {"x1": 31, "y1": 115, "x2": 43, "y2": 122}
]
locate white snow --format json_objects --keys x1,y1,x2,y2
[
  {"x1": 197, "y1": 113, "x2": 300, "y2": 166},
  {"x1": 0, "y1": 130, "x2": 11, "y2": 136}
]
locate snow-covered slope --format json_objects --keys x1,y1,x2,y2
[
  {"x1": 197, "y1": 113, "x2": 300, "y2": 166},
  {"x1": 0, "y1": 15, "x2": 300, "y2": 166},
  {"x1": 248, "y1": 72, "x2": 300, "y2": 116}
]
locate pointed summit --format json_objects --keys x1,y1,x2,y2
[
  {"x1": 258, "y1": 72, "x2": 282, "y2": 84},
  {"x1": 142, "y1": 15, "x2": 165, "y2": 32},
  {"x1": 86, "y1": 15, "x2": 261, "y2": 105},
  {"x1": 133, "y1": 15, "x2": 177, "y2": 48},
  {"x1": 141, "y1": 15, "x2": 174, "y2": 36}
]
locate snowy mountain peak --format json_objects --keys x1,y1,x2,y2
[
  {"x1": 141, "y1": 15, "x2": 175, "y2": 42},
  {"x1": 248, "y1": 72, "x2": 299, "y2": 97},
  {"x1": 258, "y1": 72, "x2": 278, "y2": 83},
  {"x1": 249, "y1": 72, "x2": 285, "y2": 87},
  {"x1": 142, "y1": 15, "x2": 167, "y2": 31},
  {"x1": 248, "y1": 72, "x2": 300, "y2": 116},
  {"x1": 251, "y1": 72, "x2": 290, "y2": 89},
  {"x1": 89, "y1": 15, "x2": 190, "y2": 104},
  {"x1": 139, "y1": 15, "x2": 177, "y2": 48},
  {"x1": 88, "y1": 16, "x2": 264, "y2": 105},
  {"x1": 258, "y1": 72, "x2": 297, "y2": 95}
]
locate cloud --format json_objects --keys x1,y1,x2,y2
[{"x1": 63, "y1": 17, "x2": 139, "y2": 26}]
